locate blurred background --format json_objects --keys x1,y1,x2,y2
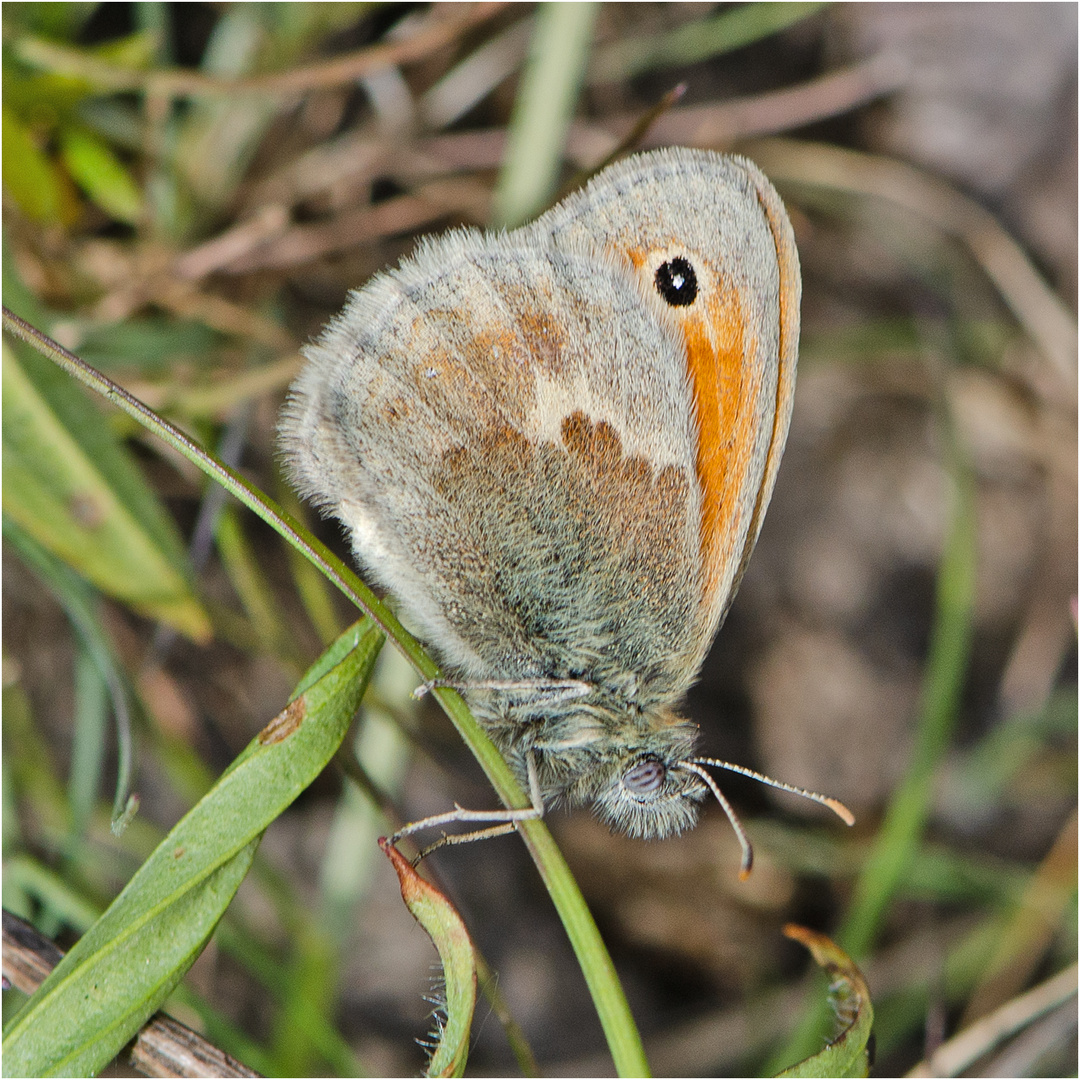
[{"x1": 3, "y1": 3, "x2": 1076, "y2": 1076}]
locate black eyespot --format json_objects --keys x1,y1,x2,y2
[
  {"x1": 654, "y1": 257, "x2": 698, "y2": 306},
  {"x1": 623, "y1": 757, "x2": 666, "y2": 797}
]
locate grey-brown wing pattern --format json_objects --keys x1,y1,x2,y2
[{"x1": 281, "y1": 234, "x2": 706, "y2": 702}]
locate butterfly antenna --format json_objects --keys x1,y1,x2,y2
[
  {"x1": 676, "y1": 760, "x2": 755, "y2": 879},
  {"x1": 689, "y1": 757, "x2": 855, "y2": 825}
]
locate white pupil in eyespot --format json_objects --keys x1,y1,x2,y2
[{"x1": 624, "y1": 758, "x2": 665, "y2": 795}]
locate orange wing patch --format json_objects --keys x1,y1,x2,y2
[
  {"x1": 627, "y1": 248, "x2": 763, "y2": 623},
  {"x1": 683, "y1": 283, "x2": 764, "y2": 619}
]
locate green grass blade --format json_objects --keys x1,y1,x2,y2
[
  {"x1": 57, "y1": 125, "x2": 143, "y2": 224},
  {"x1": 840, "y1": 446, "x2": 977, "y2": 959},
  {"x1": 2, "y1": 308, "x2": 649, "y2": 1079},
  {"x1": 166, "y1": 981, "x2": 275, "y2": 1077},
  {"x1": 3, "y1": 516, "x2": 138, "y2": 827},
  {"x1": 211, "y1": 920, "x2": 364, "y2": 1076},
  {"x1": 215, "y1": 503, "x2": 297, "y2": 665},
  {"x1": 2, "y1": 340, "x2": 211, "y2": 641},
  {"x1": 591, "y1": 2, "x2": 827, "y2": 83},
  {"x1": 770, "y1": 415, "x2": 977, "y2": 1072},
  {"x1": 516, "y1": 819, "x2": 650, "y2": 1076},
  {"x1": 68, "y1": 648, "x2": 110, "y2": 840},
  {"x1": 491, "y1": 2, "x2": 598, "y2": 228},
  {"x1": 4, "y1": 855, "x2": 103, "y2": 937},
  {"x1": 1, "y1": 620, "x2": 382, "y2": 1077}
]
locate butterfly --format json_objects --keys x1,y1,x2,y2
[{"x1": 281, "y1": 148, "x2": 852, "y2": 874}]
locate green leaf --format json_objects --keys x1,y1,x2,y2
[
  {"x1": 382, "y1": 840, "x2": 477, "y2": 1077},
  {"x1": 2, "y1": 340, "x2": 211, "y2": 640},
  {"x1": 1, "y1": 104, "x2": 68, "y2": 223},
  {"x1": 590, "y1": 1, "x2": 828, "y2": 82},
  {"x1": 2, "y1": 620, "x2": 382, "y2": 1078},
  {"x1": 777, "y1": 926, "x2": 875, "y2": 1078},
  {"x1": 4, "y1": 842, "x2": 259, "y2": 1079},
  {"x1": 76, "y1": 316, "x2": 219, "y2": 373},
  {"x1": 58, "y1": 125, "x2": 143, "y2": 224}
]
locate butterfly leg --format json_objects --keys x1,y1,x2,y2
[
  {"x1": 387, "y1": 751, "x2": 546, "y2": 863},
  {"x1": 412, "y1": 677, "x2": 592, "y2": 704}
]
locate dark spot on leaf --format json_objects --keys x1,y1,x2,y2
[{"x1": 259, "y1": 697, "x2": 305, "y2": 745}]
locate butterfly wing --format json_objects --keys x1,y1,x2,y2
[
  {"x1": 281, "y1": 229, "x2": 707, "y2": 704},
  {"x1": 529, "y1": 148, "x2": 801, "y2": 645},
  {"x1": 283, "y1": 149, "x2": 799, "y2": 706}
]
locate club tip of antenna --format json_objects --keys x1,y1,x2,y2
[{"x1": 825, "y1": 797, "x2": 856, "y2": 826}]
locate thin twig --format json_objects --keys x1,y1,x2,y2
[
  {"x1": 13, "y1": 4, "x2": 507, "y2": 97},
  {"x1": 907, "y1": 963, "x2": 1078, "y2": 1078},
  {"x1": 2, "y1": 910, "x2": 260, "y2": 1078},
  {"x1": 218, "y1": 185, "x2": 487, "y2": 275},
  {"x1": 413, "y1": 54, "x2": 912, "y2": 174},
  {"x1": 637, "y1": 52, "x2": 911, "y2": 147}
]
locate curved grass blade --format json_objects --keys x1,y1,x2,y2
[
  {"x1": 1, "y1": 620, "x2": 382, "y2": 1078},
  {"x1": 381, "y1": 840, "x2": 477, "y2": 1078},
  {"x1": 3, "y1": 516, "x2": 136, "y2": 831},
  {"x1": 777, "y1": 925, "x2": 875, "y2": 1079},
  {"x1": 1, "y1": 307, "x2": 650, "y2": 1079}
]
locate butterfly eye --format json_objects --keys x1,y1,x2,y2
[
  {"x1": 654, "y1": 256, "x2": 698, "y2": 307},
  {"x1": 623, "y1": 756, "x2": 666, "y2": 797}
]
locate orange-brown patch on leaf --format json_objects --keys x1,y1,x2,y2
[
  {"x1": 69, "y1": 492, "x2": 106, "y2": 529},
  {"x1": 258, "y1": 697, "x2": 305, "y2": 745}
]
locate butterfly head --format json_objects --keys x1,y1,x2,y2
[{"x1": 546, "y1": 713, "x2": 709, "y2": 840}]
